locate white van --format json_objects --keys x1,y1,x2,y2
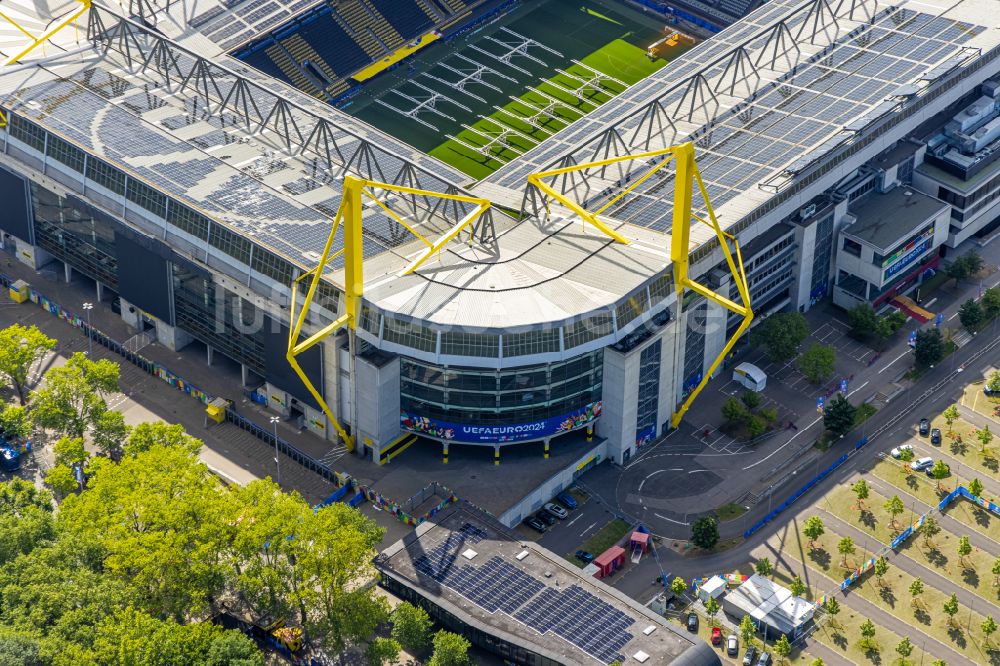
[{"x1": 733, "y1": 362, "x2": 767, "y2": 392}]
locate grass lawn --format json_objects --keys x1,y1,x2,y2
[
  {"x1": 817, "y1": 482, "x2": 1000, "y2": 603},
  {"x1": 566, "y1": 518, "x2": 632, "y2": 566},
  {"x1": 836, "y1": 560, "x2": 998, "y2": 665},
  {"x1": 809, "y1": 607, "x2": 936, "y2": 666},
  {"x1": 870, "y1": 459, "x2": 996, "y2": 541},
  {"x1": 430, "y1": 38, "x2": 667, "y2": 179},
  {"x1": 961, "y1": 382, "x2": 1000, "y2": 425},
  {"x1": 929, "y1": 410, "x2": 1000, "y2": 477},
  {"x1": 716, "y1": 503, "x2": 748, "y2": 522}
]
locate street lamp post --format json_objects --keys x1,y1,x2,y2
[
  {"x1": 82, "y1": 302, "x2": 93, "y2": 356},
  {"x1": 269, "y1": 416, "x2": 281, "y2": 485}
]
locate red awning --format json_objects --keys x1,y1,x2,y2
[{"x1": 630, "y1": 531, "x2": 650, "y2": 544}]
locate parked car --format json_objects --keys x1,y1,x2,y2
[
  {"x1": 756, "y1": 652, "x2": 773, "y2": 666},
  {"x1": 930, "y1": 428, "x2": 942, "y2": 445},
  {"x1": 918, "y1": 419, "x2": 930, "y2": 436},
  {"x1": 927, "y1": 462, "x2": 949, "y2": 477},
  {"x1": 536, "y1": 509, "x2": 557, "y2": 526},
  {"x1": 711, "y1": 626, "x2": 723, "y2": 645},
  {"x1": 985, "y1": 386, "x2": 1000, "y2": 398},
  {"x1": 910, "y1": 456, "x2": 934, "y2": 472},
  {"x1": 544, "y1": 502, "x2": 568, "y2": 519},
  {"x1": 727, "y1": 634, "x2": 739, "y2": 656},
  {"x1": 686, "y1": 612, "x2": 699, "y2": 632},
  {"x1": 556, "y1": 491, "x2": 577, "y2": 510},
  {"x1": 523, "y1": 516, "x2": 546, "y2": 533},
  {"x1": 742, "y1": 645, "x2": 758, "y2": 666},
  {"x1": 890, "y1": 444, "x2": 913, "y2": 458},
  {"x1": 575, "y1": 550, "x2": 594, "y2": 564},
  {"x1": 0, "y1": 446, "x2": 19, "y2": 473}
]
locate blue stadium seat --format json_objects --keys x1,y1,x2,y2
[
  {"x1": 297, "y1": 16, "x2": 371, "y2": 77},
  {"x1": 240, "y1": 47, "x2": 286, "y2": 81},
  {"x1": 367, "y1": 0, "x2": 433, "y2": 40}
]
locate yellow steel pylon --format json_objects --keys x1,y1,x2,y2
[
  {"x1": 0, "y1": 0, "x2": 90, "y2": 68},
  {"x1": 287, "y1": 175, "x2": 491, "y2": 450},
  {"x1": 523, "y1": 141, "x2": 753, "y2": 428},
  {"x1": 290, "y1": 146, "x2": 751, "y2": 449}
]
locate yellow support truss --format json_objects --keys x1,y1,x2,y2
[
  {"x1": 526, "y1": 142, "x2": 753, "y2": 428},
  {"x1": 286, "y1": 175, "x2": 491, "y2": 450},
  {"x1": 0, "y1": 0, "x2": 90, "y2": 67}
]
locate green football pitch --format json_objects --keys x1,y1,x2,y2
[{"x1": 345, "y1": 0, "x2": 689, "y2": 181}]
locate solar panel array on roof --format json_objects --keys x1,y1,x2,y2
[{"x1": 411, "y1": 523, "x2": 635, "y2": 664}]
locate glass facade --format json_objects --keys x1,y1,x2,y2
[
  {"x1": 635, "y1": 340, "x2": 661, "y2": 447},
  {"x1": 683, "y1": 301, "x2": 706, "y2": 391},
  {"x1": 30, "y1": 183, "x2": 119, "y2": 289},
  {"x1": 400, "y1": 351, "x2": 603, "y2": 427}
]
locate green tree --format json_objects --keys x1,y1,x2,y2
[
  {"x1": 809, "y1": 660, "x2": 824, "y2": 666},
  {"x1": 931, "y1": 660, "x2": 947, "y2": 666},
  {"x1": 391, "y1": 602, "x2": 432, "y2": 655},
  {"x1": 759, "y1": 406, "x2": 779, "y2": 427},
  {"x1": 91, "y1": 410, "x2": 130, "y2": 460},
  {"x1": 929, "y1": 460, "x2": 951, "y2": 489},
  {"x1": 859, "y1": 619, "x2": 878, "y2": 652},
  {"x1": 838, "y1": 536, "x2": 855, "y2": 568},
  {"x1": 959, "y1": 299, "x2": 984, "y2": 332},
  {"x1": 957, "y1": 535, "x2": 972, "y2": 568},
  {"x1": 774, "y1": 633, "x2": 791, "y2": 664},
  {"x1": 976, "y1": 425, "x2": 993, "y2": 453},
  {"x1": 943, "y1": 593, "x2": 959, "y2": 627},
  {"x1": 789, "y1": 575, "x2": 806, "y2": 598},
  {"x1": 982, "y1": 616, "x2": 997, "y2": 647},
  {"x1": 30, "y1": 354, "x2": 119, "y2": 438},
  {"x1": 823, "y1": 597, "x2": 840, "y2": 629},
  {"x1": 852, "y1": 479, "x2": 870, "y2": 509},
  {"x1": 884, "y1": 495, "x2": 905, "y2": 531},
  {"x1": 896, "y1": 636, "x2": 914, "y2": 665},
  {"x1": 898, "y1": 446, "x2": 915, "y2": 462},
  {"x1": 993, "y1": 556, "x2": 1000, "y2": 587},
  {"x1": 824, "y1": 394, "x2": 856, "y2": 437},
  {"x1": 52, "y1": 436, "x2": 88, "y2": 470},
  {"x1": 803, "y1": 515, "x2": 824, "y2": 549},
  {"x1": 0, "y1": 631, "x2": 42, "y2": 666},
  {"x1": 722, "y1": 397, "x2": 750, "y2": 425},
  {"x1": 366, "y1": 637, "x2": 401, "y2": 666},
  {"x1": 942, "y1": 405, "x2": 960, "y2": 433},
  {"x1": 754, "y1": 557, "x2": 773, "y2": 577},
  {"x1": 59, "y1": 443, "x2": 234, "y2": 621},
  {"x1": 876, "y1": 311, "x2": 908, "y2": 341},
  {"x1": 0, "y1": 403, "x2": 31, "y2": 440},
  {"x1": 988, "y1": 371, "x2": 1000, "y2": 393},
  {"x1": 739, "y1": 614, "x2": 757, "y2": 646},
  {"x1": 921, "y1": 516, "x2": 941, "y2": 548},
  {"x1": 752, "y1": 312, "x2": 810, "y2": 363},
  {"x1": 124, "y1": 421, "x2": 203, "y2": 457},
  {"x1": 428, "y1": 630, "x2": 471, "y2": 666},
  {"x1": 690, "y1": 516, "x2": 719, "y2": 549},
  {"x1": 847, "y1": 304, "x2": 878, "y2": 339},
  {"x1": 982, "y1": 286, "x2": 1000, "y2": 318},
  {"x1": 43, "y1": 464, "x2": 78, "y2": 498},
  {"x1": 797, "y1": 344, "x2": 836, "y2": 384},
  {"x1": 873, "y1": 556, "x2": 889, "y2": 587},
  {"x1": 914, "y1": 329, "x2": 944, "y2": 369},
  {"x1": 946, "y1": 251, "x2": 983, "y2": 281},
  {"x1": 0, "y1": 324, "x2": 56, "y2": 405},
  {"x1": 740, "y1": 390, "x2": 761, "y2": 410},
  {"x1": 0, "y1": 479, "x2": 54, "y2": 566},
  {"x1": 670, "y1": 576, "x2": 687, "y2": 598},
  {"x1": 909, "y1": 577, "x2": 924, "y2": 608},
  {"x1": 747, "y1": 415, "x2": 766, "y2": 439},
  {"x1": 705, "y1": 597, "x2": 720, "y2": 625}
]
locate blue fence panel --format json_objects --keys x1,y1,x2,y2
[
  {"x1": 314, "y1": 484, "x2": 350, "y2": 511},
  {"x1": 348, "y1": 491, "x2": 365, "y2": 508}
]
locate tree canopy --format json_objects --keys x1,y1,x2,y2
[
  {"x1": 823, "y1": 394, "x2": 856, "y2": 438},
  {"x1": 29, "y1": 353, "x2": 119, "y2": 439},
  {"x1": 0, "y1": 425, "x2": 387, "y2": 663},
  {"x1": 914, "y1": 329, "x2": 944, "y2": 369},
  {"x1": 751, "y1": 312, "x2": 810, "y2": 363},
  {"x1": 797, "y1": 344, "x2": 836, "y2": 384},
  {"x1": 690, "y1": 516, "x2": 719, "y2": 549},
  {"x1": 0, "y1": 324, "x2": 56, "y2": 405}
]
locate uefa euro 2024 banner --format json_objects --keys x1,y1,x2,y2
[{"x1": 400, "y1": 401, "x2": 602, "y2": 444}]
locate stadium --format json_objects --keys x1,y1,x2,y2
[{"x1": 2, "y1": 0, "x2": 1000, "y2": 526}]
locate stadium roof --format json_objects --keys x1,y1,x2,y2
[
  {"x1": 1, "y1": 0, "x2": 999, "y2": 341},
  {"x1": 376, "y1": 504, "x2": 721, "y2": 666}
]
